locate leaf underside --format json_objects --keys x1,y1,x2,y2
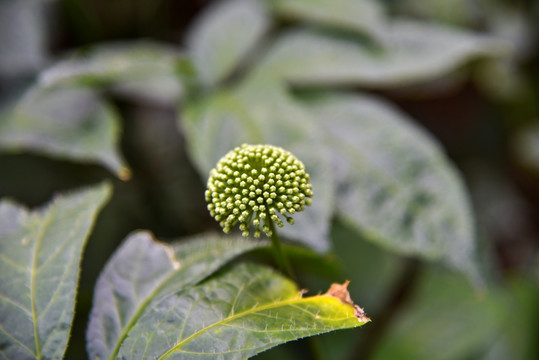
[
  {"x1": 39, "y1": 41, "x2": 186, "y2": 104},
  {"x1": 298, "y1": 91, "x2": 482, "y2": 286},
  {"x1": 0, "y1": 184, "x2": 111, "y2": 360},
  {"x1": 187, "y1": 0, "x2": 270, "y2": 86},
  {"x1": 0, "y1": 87, "x2": 126, "y2": 176},
  {"x1": 248, "y1": 20, "x2": 504, "y2": 88}
]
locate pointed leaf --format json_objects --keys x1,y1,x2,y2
[
  {"x1": 39, "y1": 42, "x2": 186, "y2": 104},
  {"x1": 117, "y1": 262, "x2": 369, "y2": 359},
  {"x1": 299, "y1": 92, "x2": 482, "y2": 285},
  {"x1": 0, "y1": 183, "x2": 111, "y2": 360},
  {"x1": 181, "y1": 85, "x2": 333, "y2": 252},
  {"x1": 87, "y1": 231, "x2": 267, "y2": 360},
  {"x1": 249, "y1": 20, "x2": 506, "y2": 88},
  {"x1": 0, "y1": 87, "x2": 127, "y2": 177},
  {"x1": 187, "y1": 0, "x2": 271, "y2": 86},
  {"x1": 270, "y1": 0, "x2": 384, "y2": 38}
]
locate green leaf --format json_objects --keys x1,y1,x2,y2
[
  {"x1": 513, "y1": 122, "x2": 539, "y2": 176},
  {"x1": 38, "y1": 42, "x2": 186, "y2": 104},
  {"x1": 0, "y1": 1, "x2": 47, "y2": 77},
  {"x1": 0, "y1": 183, "x2": 111, "y2": 360},
  {"x1": 0, "y1": 87, "x2": 128, "y2": 177},
  {"x1": 248, "y1": 20, "x2": 506, "y2": 88},
  {"x1": 181, "y1": 85, "x2": 334, "y2": 252},
  {"x1": 187, "y1": 0, "x2": 271, "y2": 86},
  {"x1": 269, "y1": 0, "x2": 384, "y2": 38},
  {"x1": 299, "y1": 91, "x2": 482, "y2": 285},
  {"x1": 371, "y1": 267, "x2": 506, "y2": 360},
  {"x1": 117, "y1": 262, "x2": 369, "y2": 359},
  {"x1": 87, "y1": 231, "x2": 267, "y2": 360},
  {"x1": 389, "y1": 0, "x2": 483, "y2": 27}
]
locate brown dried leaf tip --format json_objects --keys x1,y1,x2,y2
[{"x1": 326, "y1": 280, "x2": 370, "y2": 323}]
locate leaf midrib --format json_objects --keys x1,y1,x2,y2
[
  {"x1": 30, "y1": 208, "x2": 56, "y2": 360},
  {"x1": 157, "y1": 294, "x2": 354, "y2": 359}
]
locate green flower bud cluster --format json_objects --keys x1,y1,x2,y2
[{"x1": 205, "y1": 144, "x2": 313, "y2": 238}]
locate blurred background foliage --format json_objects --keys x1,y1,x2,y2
[{"x1": 0, "y1": 0, "x2": 538, "y2": 359}]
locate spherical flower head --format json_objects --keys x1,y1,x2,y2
[{"x1": 205, "y1": 144, "x2": 313, "y2": 238}]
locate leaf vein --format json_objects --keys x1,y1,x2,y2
[
  {"x1": 0, "y1": 321, "x2": 37, "y2": 357},
  {"x1": 0, "y1": 292, "x2": 32, "y2": 315}
]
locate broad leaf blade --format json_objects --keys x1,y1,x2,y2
[
  {"x1": 181, "y1": 85, "x2": 333, "y2": 252},
  {"x1": 300, "y1": 92, "x2": 482, "y2": 285},
  {"x1": 0, "y1": 87, "x2": 127, "y2": 177},
  {"x1": 187, "y1": 0, "x2": 271, "y2": 86},
  {"x1": 39, "y1": 41, "x2": 186, "y2": 104},
  {"x1": 270, "y1": 0, "x2": 384, "y2": 38},
  {"x1": 249, "y1": 20, "x2": 506, "y2": 88},
  {"x1": 0, "y1": 183, "x2": 111, "y2": 360},
  {"x1": 117, "y1": 262, "x2": 369, "y2": 359},
  {"x1": 87, "y1": 231, "x2": 266, "y2": 360}
]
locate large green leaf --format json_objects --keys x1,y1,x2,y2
[
  {"x1": 117, "y1": 262, "x2": 369, "y2": 359},
  {"x1": 38, "y1": 42, "x2": 186, "y2": 104},
  {"x1": 248, "y1": 20, "x2": 505, "y2": 88},
  {"x1": 187, "y1": 0, "x2": 271, "y2": 87},
  {"x1": 181, "y1": 85, "x2": 334, "y2": 252},
  {"x1": 269, "y1": 0, "x2": 384, "y2": 38},
  {"x1": 371, "y1": 267, "x2": 507, "y2": 360},
  {"x1": 87, "y1": 231, "x2": 267, "y2": 360},
  {"x1": 0, "y1": 183, "x2": 110, "y2": 360},
  {"x1": 298, "y1": 91, "x2": 482, "y2": 285},
  {"x1": 0, "y1": 87, "x2": 127, "y2": 177}
]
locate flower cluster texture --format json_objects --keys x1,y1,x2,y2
[{"x1": 205, "y1": 144, "x2": 313, "y2": 238}]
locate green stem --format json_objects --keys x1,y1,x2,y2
[{"x1": 267, "y1": 218, "x2": 295, "y2": 281}]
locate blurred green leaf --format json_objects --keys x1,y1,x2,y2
[
  {"x1": 329, "y1": 218, "x2": 406, "y2": 314},
  {"x1": 187, "y1": 0, "x2": 271, "y2": 87},
  {"x1": 298, "y1": 91, "x2": 482, "y2": 285},
  {"x1": 389, "y1": 0, "x2": 483, "y2": 27},
  {"x1": 0, "y1": 0, "x2": 48, "y2": 77},
  {"x1": 298, "y1": 218, "x2": 407, "y2": 360},
  {"x1": 87, "y1": 231, "x2": 267, "y2": 360},
  {"x1": 269, "y1": 0, "x2": 384, "y2": 38},
  {"x1": 370, "y1": 267, "x2": 507, "y2": 360},
  {"x1": 0, "y1": 183, "x2": 110, "y2": 360},
  {"x1": 181, "y1": 85, "x2": 334, "y2": 252},
  {"x1": 479, "y1": 278, "x2": 539, "y2": 360},
  {"x1": 0, "y1": 87, "x2": 127, "y2": 177},
  {"x1": 248, "y1": 20, "x2": 506, "y2": 88},
  {"x1": 39, "y1": 42, "x2": 186, "y2": 104},
  {"x1": 513, "y1": 123, "x2": 539, "y2": 176},
  {"x1": 117, "y1": 262, "x2": 369, "y2": 359}
]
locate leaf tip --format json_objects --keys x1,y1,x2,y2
[
  {"x1": 118, "y1": 167, "x2": 132, "y2": 181},
  {"x1": 326, "y1": 280, "x2": 370, "y2": 323}
]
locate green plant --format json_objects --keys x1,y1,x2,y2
[{"x1": 1, "y1": 0, "x2": 539, "y2": 359}]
